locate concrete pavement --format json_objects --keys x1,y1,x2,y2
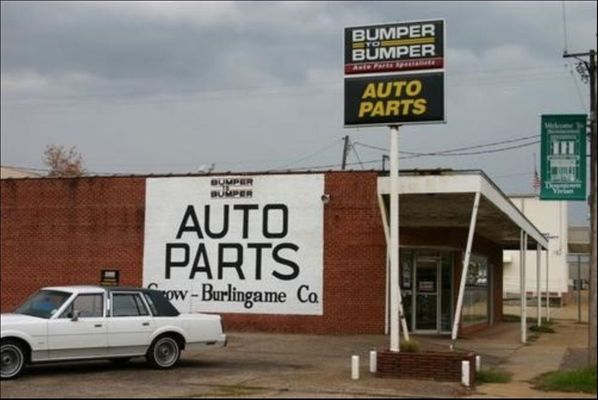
[{"x1": 462, "y1": 290, "x2": 594, "y2": 398}]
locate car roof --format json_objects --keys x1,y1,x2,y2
[{"x1": 40, "y1": 285, "x2": 155, "y2": 294}]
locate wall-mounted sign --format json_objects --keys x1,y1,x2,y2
[
  {"x1": 540, "y1": 114, "x2": 587, "y2": 201},
  {"x1": 101, "y1": 270, "x2": 119, "y2": 286},
  {"x1": 418, "y1": 280, "x2": 435, "y2": 293},
  {"x1": 143, "y1": 175, "x2": 324, "y2": 315},
  {"x1": 344, "y1": 19, "x2": 445, "y2": 127}
]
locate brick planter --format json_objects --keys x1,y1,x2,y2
[{"x1": 376, "y1": 350, "x2": 476, "y2": 384}]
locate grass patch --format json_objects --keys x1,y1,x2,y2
[
  {"x1": 400, "y1": 338, "x2": 420, "y2": 352},
  {"x1": 532, "y1": 366, "x2": 597, "y2": 394},
  {"x1": 530, "y1": 325, "x2": 555, "y2": 333},
  {"x1": 476, "y1": 368, "x2": 512, "y2": 384}
]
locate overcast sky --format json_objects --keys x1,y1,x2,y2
[{"x1": 1, "y1": 1, "x2": 596, "y2": 224}]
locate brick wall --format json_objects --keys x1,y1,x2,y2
[
  {"x1": 0, "y1": 177, "x2": 145, "y2": 311},
  {"x1": 0, "y1": 172, "x2": 389, "y2": 334}
]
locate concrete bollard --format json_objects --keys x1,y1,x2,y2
[
  {"x1": 461, "y1": 360, "x2": 471, "y2": 387},
  {"x1": 475, "y1": 355, "x2": 481, "y2": 372},
  {"x1": 369, "y1": 350, "x2": 377, "y2": 373},
  {"x1": 351, "y1": 355, "x2": 360, "y2": 380}
]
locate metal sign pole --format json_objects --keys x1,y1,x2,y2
[
  {"x1": 537, "y1": 243, "x2": 542, "y2": 326},
  {"x1": 578, "y1": 254, "x2": 582, "y2": 323},
  {"x1": 389, "y1": 124, "x2": 400, "y2": 352},
  {"x1": 546, "y1": 249, "x2": 550, "y2": 322}
]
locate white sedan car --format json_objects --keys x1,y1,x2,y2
[{"x1": 1, "y1": 286, "x2": 227, "y2": 379}]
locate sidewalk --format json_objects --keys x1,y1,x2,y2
[{"x1": 458, "y1": 292, "x2": 594, "y2": 398}]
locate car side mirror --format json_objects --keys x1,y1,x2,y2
[{"x1": 71, "y1": 310, "x2": 81, "y2": 322}]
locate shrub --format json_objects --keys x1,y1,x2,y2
[
  {"x1": 476, "y1": 368, "x2": 512, "y2": 383},
  {"x1": 400, "y1": 339, "x2": 420, "y2": 352},
  {"x1": 532, "y1": 366, "x2": 597, "y2": 394}
]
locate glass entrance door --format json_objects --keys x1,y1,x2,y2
[{"x1": 415, "y1": 260, "x2": 439, "y2": 331}]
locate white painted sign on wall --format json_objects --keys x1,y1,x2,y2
[{"x1": 143, "y1": 175, "x2": 324, "y2": 315}]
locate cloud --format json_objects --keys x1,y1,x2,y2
[{"x1": 1, "y1": 0, "x2": 595, "y2": 225}]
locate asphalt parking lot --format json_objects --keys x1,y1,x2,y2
[
  {"x1": 3, "y1": 294, "x2": 592, "y2": 399},
  {"x1": 0, "y1": 332, "x2": 466, "y2": 398}
]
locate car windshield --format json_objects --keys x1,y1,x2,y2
[{"x1": 14, "y1": 290, "x2": 72, "y2": 319}]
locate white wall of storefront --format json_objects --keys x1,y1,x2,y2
[{"x1": 503, "y1": 195, "x2": 569, "y2": 299}]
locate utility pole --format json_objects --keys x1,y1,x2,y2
[
  {"x1": 563, "y1": 49, "x2": 596, "y2": 366},
  {"x1": 341, "y1": 135, "x2": 350, "y2": 170}
]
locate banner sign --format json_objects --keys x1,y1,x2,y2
[
  {"x1": 344, "y1": 72, "x2": 444, "y2": 126},
  {"x1": 540, "y1": 114, "x2": 587, "y2": 200},
  {"x1": 344, "y1": 19, "x2": 445, "y2": 127},
  {"x1": 344, "y1": 20, "x2": 444, "y2": 75},
  {"x1": 143, "y1": 175, "x2": 324, "y2": 315}
]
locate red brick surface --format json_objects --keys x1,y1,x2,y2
[
  {"x1": 0, "y1": 177, "x2": 146, "y2": 311},
  {"x1": 376, "y1": 350, "x2": 476, "y2": 384}
]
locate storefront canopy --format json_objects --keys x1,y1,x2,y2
[{"x1": 377, "y1": 169, "x2": 549, "y2": 250}]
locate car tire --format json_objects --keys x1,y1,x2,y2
[
  {"x1": 1, "y1": 340, "x2": 26, "y2": 380},
  {"x1": 146, "y1": 336, "x2": 181, "y2": 369}
]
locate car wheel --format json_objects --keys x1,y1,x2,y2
[
  {"x1": 1, "y1": 341, "x2": 26, "y2": 380},
  {"x1": 147, "y1": 336, "x2": 181, "y2": 369}
]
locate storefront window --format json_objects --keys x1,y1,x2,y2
[{"x1": 462, "y1": 254, "x2": 489, "y2": 326}]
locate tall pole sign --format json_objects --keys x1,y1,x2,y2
[
  {"x1": 540, "y1": 114, "x2": 587, "y2": 201},
  {"x1": 343, "y1": 19, "x2": 445, "y2": 353},
  {"x1": 344, "y1": 19, "x2": 445, "y2": 127}
]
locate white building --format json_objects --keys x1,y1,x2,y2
[
  {"x1": 503, "y1": 194, "x2": 570, "y2": 305},
  {"x1": 0, "y1": 165, "x2": 42, "y2": 179}
]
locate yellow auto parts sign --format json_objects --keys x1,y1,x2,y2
[{"x1": 344, "y1": 72, "x2": 444, "y2": 126}]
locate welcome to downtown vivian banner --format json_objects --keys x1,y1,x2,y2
[{"x1": 540, "y1": 114, "x2": 587, "y2": 201}]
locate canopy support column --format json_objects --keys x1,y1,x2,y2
[
  {"x1": 537, "y1": 243, "x2": 542, "y2": 326},
  {"x1": 546, "y1": 247, "x2": 551, "y2": 322},
  {"x1": 450, "y1": 191, "x2": 481, "y2": 350},
  {"x1": 520, "y1": 230, "x2": 528, "y2": 344}
]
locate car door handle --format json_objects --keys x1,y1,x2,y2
[
  {"x1": 94, "y1": 324, "x2": 103, "y2": 328},
  {"x1": 142, "y1": 322, "x2": 150, "y2": 326}
]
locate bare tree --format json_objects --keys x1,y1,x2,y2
[{"x1": 43, "y1": 145, "x2": 86, "y2": 177}]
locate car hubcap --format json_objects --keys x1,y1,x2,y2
[
  {"x1": 155, "y1": 338, "x2": 178, "y2": 366},
  {"x1": 1, "y1": 345, "x2": 23, "y2": 378}
]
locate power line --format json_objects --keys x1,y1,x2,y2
[
  {"x1": 351, "y1": 141, "x2": 366, "y2": 169},
  {"x1": 277, "y1": 139, "x2": 540, "y2": 171},
  {"x1": 353, "y1": 134, "x2": 540, "y2": 156},
  {"x1": 566, "y1": 61, "x2": 589, "y2": 112},
  {"x1": 404, "y1": 140, "x2": 539, "y2": 158},
  {"x1": 276, "y1": 138, "x2": 343, "y2": 170}
]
